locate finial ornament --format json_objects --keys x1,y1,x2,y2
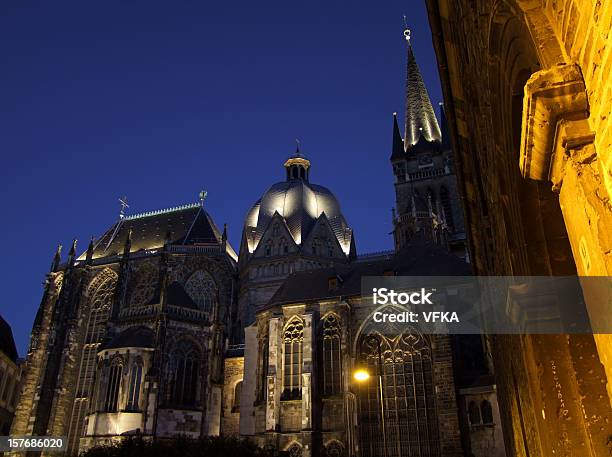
[
  {"x1": 295, "y1": 138, "x2": 301, "y2": 155},
  {"x1": 119, "y1": 196, "x2": 129, "y2": 219},
  {"x1": 403, "y1": 15, "x2": 411, "y2": 42},
  {"x1": 199, "y1": 190, "x2": 208, "y2": 205}
]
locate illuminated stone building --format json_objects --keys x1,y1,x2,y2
[
  {"x1": 10, "y1": 205, "x2": 238, "y2": 454},
  {"x1": 12, "y1": 24, "x2": 506, "y2": 457},
  {"x1": 424, "y1": 1, "x2": 612, "y2": 455}
]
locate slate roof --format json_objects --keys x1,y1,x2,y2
[
  {"x1": 0, "y1": 315, "x2": 18, "y2": 362},
  {"x1": 101, "y1": 326, "x2": 155, "y2": 350},
  {"x1": 403, "y1": 40, "x2": 442, "y2": 149},
  {"x1": 265, "y1": 238, "x2": 471, "y2": 308},
  {"x1": 79, "y1": 203, "x2": 237, "y2": 261}
]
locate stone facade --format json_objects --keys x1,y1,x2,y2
[
  {"x1": 424, "y1": 0, "x2": 612, "y2": 455},
  {"x1": 0, "y1": 318, "x2": 22, "y2": 435}
]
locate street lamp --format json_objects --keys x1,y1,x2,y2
[{"x1": 353, "y1": 335, "x2": 387, "y2": 457}]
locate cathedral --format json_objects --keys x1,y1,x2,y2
[{"x1": 11, "y1": 31, "x2": 505, "y2": 457}]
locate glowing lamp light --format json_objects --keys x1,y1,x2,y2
[{"x1": 353, "y1": 369, "x2": 371, "y2": 382}]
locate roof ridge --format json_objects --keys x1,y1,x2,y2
[{"x1": 124, "y1": 202, "x2": 201, "y2": 220}]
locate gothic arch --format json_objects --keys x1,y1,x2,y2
[{"x1": 184, "y1": 269, "x2": 217, "y2": 313}]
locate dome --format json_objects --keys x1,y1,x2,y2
[{"x1": 243, "y1": 152, "x2": 354, "y2": 256}]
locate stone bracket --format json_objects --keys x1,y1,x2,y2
[{"x1": 520, "y1": 63, "x2": 591, "y2": 182}]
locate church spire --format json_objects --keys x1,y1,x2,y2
[{"x1": 403, "y1": 27, "x2": 442, "y2": 149}]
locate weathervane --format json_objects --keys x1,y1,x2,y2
[
  {"x1": 119, "y1": 196, "x2": 129, "y2": 219},
  {"x1": 199, "y1": 189, "x2": 208, "y2": 205},
  {"x1": 403, "y1": 15, "x2": 411, "y2": 42}
]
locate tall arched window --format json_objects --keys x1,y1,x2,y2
[
  {"x1": 126, "y1": 359, "x2": 143, "y2": 411},
  {"x1": 67, "y1": 269, "x2": 116, "y2": 453},
  {"x1": 439, "y1": 186, "x2": 454, "y2": 229},
  {"x1": 321, "y1": 314, "x2": 342, "y2": 396},
  {"x1": 357, "y1": 331, "x2": 439, "y2": 457},
  {"x1": 167, "y1": 340, "x2": 201, "y2": 407},
  {"x1": 282, "y1": 318, "x2": 303, "y2": 400},
  {"x1": 104, "y1": 358, "x2": 123, "y2": 412},
  {"x1": 184, "y1": 270, "x2": 216, "y2": 312}
]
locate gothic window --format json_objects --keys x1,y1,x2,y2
[
  {"x1": 279, "y1": 237, "x2": 288, "y2": 254},
  {"x1": 126, "y1": 359, "x2": 143, "y2": 411},
  {"x1": 167, "y1": 340, "x2": 201, "y2": 407},
  {"x1": 273, "y1": 223, "x2": 280, "y2": 237},
  {"x1": 232, "y1": 380, "x2": 242, "y2": 412},
  {"x1": 129, "y1": 264, "x2": 157, "y2": 306},
  {"x1": 440, "y1": 186, "x2": 455, "y2": 229},
  {"x1": 327, "y1": 239, "x2": 334, "y2": 257},
  {"x1": 282, "y1": 318, "x2": 303, "y2": 400},
  {"x1": 67, "y1": 269, "x2": 116, "y2": 453},
  {"x1": 324, "y1": 441, "x2": 345, "y2": 457},
  {"x1": 287, "y1": 443, "x2": 303, "y2": 457},
  {"x1": 481, "y1": 399, "x2": 493, "y2": 424},
  {"x1": 357, "y1": 332, "x2": 439, "y2": 457},
  {"x1": 265, "y1": 240, "x2": 272, "y2": 257},
  {"x1": 184, "y1": 270, "x2": 216, "y2": 312},
  {"x1": 104, "y1": 358, "x2": 123, "y2": 412},
  {"x1": 321, "y1": 314, "x2": 342, "y2": 396},
  {"x1": 469, "y1": 400, "x2": 481, "y2": 424}
]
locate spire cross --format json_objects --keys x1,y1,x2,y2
[
  {"x1": 403, "y1": 15, "x2": 411, "y2": 42},
  {"x1": 119, "y1": 196, "x2": 129, "y2": 219},
  {"x1": 199, "y1": 189, "x2": 208, "y2": 205}
]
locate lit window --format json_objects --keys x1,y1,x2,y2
[
  {"x1": 321, "y1": 314, "x2": 342, "y2": 395},
  {"x1": 104, "y1": 358, "x2": 123, "y2": 412},
  {"x1": 126, "y1": 359, "x2": 143, "y2": 411},
  {"x1": 282, "y1": 318, "x2": 304, "y2": 400}
]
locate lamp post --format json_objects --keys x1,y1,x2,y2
[{"x1": 354, "y1": 334, "x2": 387, "y2": 457}]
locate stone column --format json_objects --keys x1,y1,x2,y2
[
  {"x1": 301, "y1": 314, "x2": 313, "y2": 457},
  {"x1": 265, "y1": 317, "x2": 281, "y2": 432},
  {"x1": 239, "y1": 325, "x2": 258, "y2": 436}
]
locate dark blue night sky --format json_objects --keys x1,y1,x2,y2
[{"x1": 0, "y1": 1, "x2": 443, "y2": 356}]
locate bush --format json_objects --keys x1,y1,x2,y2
[{"x1": 81, "y1": 436, "x2": 275, "y2": 457}]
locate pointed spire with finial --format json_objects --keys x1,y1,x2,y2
[
  {"x1": 390, "y1": 112, "x2": 405, "y2": 160},
  {"x1": 284, "y1": 140, "x2": 311, "y2": 182},
  {"x1": 402, "y1": 20, "x2": 442, "y2": 149},
  {"x1": 68, "y1": 239, "x2": 77, "y2": 265},
  {"x1": 86, "y1": 236, "x2": 95, "y2": 264},
  {"x1": 51, "y1": 244, "x2": 62, "y2": 272}
]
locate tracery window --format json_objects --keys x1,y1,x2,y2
[
  {"x1": 184, "y1": 270, "x2": 216, "y2": 312},
  {"x1": 126, "y1": 359, "x2": 143, "y2": 411},
  {"x1": 282, "y1": 318, "x2": 303, "y2": 400},
  {"x1": 167, "y1": 340, "x2": 201, "y2": 407},
  {"x1": 327, "y1": 239, "x2": 334, "y2": 257},
  {"x1": 67, "y1": 269, "x2": 116, "y2": 454},
  {"x1": 481, "y1": 400, "x2": 493, "y2": 424},
  {"x1": 287, "y1": 443, "x2": 303, "y2": 457},
  {"x1": 273, "y1": 223, "x2": 280, "y2": 237},
  {"x1": 324, "y1": 441, "x2": 345, "y2": 457},
  {"x1": 129, "y1": 264, "x2": 157, "y2": 306},
  {"x1": 321, "y1": 314, "x2": 342, "y2": 396},
  {"x1": 357, "y1": 331, "x2": 439, "y2": 457},
  {"x1": 104, "y1": 358, "x2": 123, "y2": 412},
  {"x1": 265, "y1": 240, "x2": 272, "y2": 257}
]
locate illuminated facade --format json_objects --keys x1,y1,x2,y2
[
  {"x1": 424, "y1": 0, "x2": 612, "y2": 455},
  {"x1": 11, "y1": 23, "x2": 507, "y2": 457}
]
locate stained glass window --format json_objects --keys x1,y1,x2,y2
[
  {"x1": 321, "y1": 314, "x2": 342, "y2": 396},
  {"x1": 184, "y1": 270, "x2": 216, "y2": 312},
  {"x1": 167, "y1": 340, "x2": 201, "y2": 407},
  {"x1": 282, "y1": 318, "x2": 303, "y2": 400}
]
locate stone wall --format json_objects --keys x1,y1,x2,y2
[
  {"x1": 221, "y1": 357, "x2": 243, "y2": 436},
  {"x1": 424, "y1": 1, "x2": 612, "y2": 455}
]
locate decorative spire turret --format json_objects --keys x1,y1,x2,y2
[
  {"x1": 51, "y1": 244, "x2": 62, "y2": 272},
  {"x1": 402, "y1": 26, "x2": 442, "y2": 149},
  {"x1": 284, "y1": 140, "x2": 311, "y2": 181},
  {"x1": 86, "y1": 236, "x2": 95, "y2": 264},
  {"x1": 67, "y1": 239, "x2": 77, "y2": 265},
  {"x1": 391, "y1": 112, "x2": 405, "y2": 160}
]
